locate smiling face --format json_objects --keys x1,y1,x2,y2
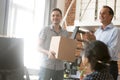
[
  {"x1": 99, "y1": 7, "x2": 113, "y2": 26},
  {"x1": 51, "y1": 10, "x2": 62, "y2": 25}
]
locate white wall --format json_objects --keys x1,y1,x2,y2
[
  {"x1": 0, "y1": 0, "x2": 6, "y2": 34},
  {"x1": 56, "y1": 0, "x2": 65, "y2": 17},
  {"x1": 53, "y1": 0, "x2": 65, "y2": 27}
]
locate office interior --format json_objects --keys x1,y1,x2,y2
[{"x1": 0, "y1": 0, "x2": 120, "y2": 80}]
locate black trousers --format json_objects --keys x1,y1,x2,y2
[{"x1": 109, "y1": 61, "x2": 118, "y2": 80}]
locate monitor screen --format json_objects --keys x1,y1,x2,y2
[{"x1": 0, "y1": 37, "x2": 24, "y2": 70}]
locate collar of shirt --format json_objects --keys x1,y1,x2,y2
[
  {"x1": 50, "y1": 25, "x2": 63, "y2": 33},
  {"x1": 99, "y1": 23, "x2": 114, "y2": 31}
]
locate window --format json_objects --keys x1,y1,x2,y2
[{"x1": 8, "y1": 0, "x2": 45, "y2": 69}]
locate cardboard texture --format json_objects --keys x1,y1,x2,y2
[{"x1": 49, "y1": 36, "x2": 77, "y2": 62}]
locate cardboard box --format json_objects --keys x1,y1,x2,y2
[{"x1": 49, "y1": 36, "x2": 77, "y2": 62}]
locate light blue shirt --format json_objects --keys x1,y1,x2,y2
[{"x1": 95, "y1": 23, "x2": 120, "y2": 61}]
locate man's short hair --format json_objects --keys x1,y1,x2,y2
[
  {"x1": 52, "y1": 8, "x2": 62, "y2": 16},
  {"x1": 103, "y1": 5, "x2": 114, "y2": 16}
]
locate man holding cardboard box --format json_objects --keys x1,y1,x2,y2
[{"x1": 38, "y1": 8, "x2": 69, "y2": 80}]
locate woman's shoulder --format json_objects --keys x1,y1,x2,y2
[{"x1": 83, "y1": 70, "x2": 114, "y2": 80}]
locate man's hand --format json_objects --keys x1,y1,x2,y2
[
  {"x1": 48, "y1": 50, "x2": 56, "y2": 59},
  {"x1": 83, "y1": 32, "x2": 96, "y2": 41}
]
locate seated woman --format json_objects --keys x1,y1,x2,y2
[{"x1": 81, "y1": 40, "x2": 114, "y2": 80}]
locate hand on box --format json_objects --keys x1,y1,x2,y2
[{"x1": 48, "y1": 50, "x2": 56, "y2": 59}]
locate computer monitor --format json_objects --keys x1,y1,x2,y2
[{"x1": 0, "y1": 37, "x2": 24, "y2": 70}]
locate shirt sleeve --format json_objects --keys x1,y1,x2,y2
[
  {"x1": 107, "y1": 28, "x2": 120, "y2": 60},
  {"x1": 39, "y1": 27, "x2": 46, "y2": 40}
]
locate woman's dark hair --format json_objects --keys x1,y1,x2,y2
[
  {"x1": 82, "y1": 40, "x2": 111, "y2": 71},
  {"x1": 52, "y1": 8, "x2": 62, "y2": 16}
]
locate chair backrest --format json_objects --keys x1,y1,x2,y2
[{"x1": 0, "y1": 37, "x2": 24, "y2": 70}]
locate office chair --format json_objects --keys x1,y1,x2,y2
[{"x1": 0, "y1": 37, "x2": 30, "y2": 80}]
